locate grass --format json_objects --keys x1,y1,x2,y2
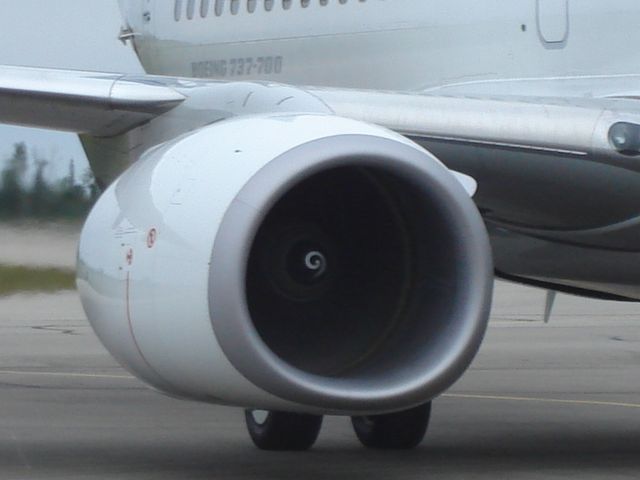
[{"x1": 0, "y1": 264, "x2": 76, "y2": 296}]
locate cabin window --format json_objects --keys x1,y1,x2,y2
[
  {"x1": 283, "y1": 0, "x2": 291, "y2": 9},
  {"x1": 320, "y1": 0, "x2": 328, "y2": 5},
  {"x1": 174, "y1": 0, "x2": 183, "y2": 21},
  {"x1": 201, "y1": 0, "x2": 210, "y2": 17},
  {"x1": 187, "y1": 0, "x2": 196, "y2": 19},
  {"x1": 231, "y1": 0, "x2": 240, "y2": 14},
  {"x1": 339, "y1": 0, "x2": 347, "y2": 4},
  {"x1": 301, "y1": 0, "x2": 310, "y2": 7},
  {"x1": 215, "y1": 0, "x2": 225, "y2": 15},
  {"x1": 248, "y1": 0, "x2": 257, "y2": 13},
  {"x1": 265, "y1": 0, "x2": 274, "y2": 11}
]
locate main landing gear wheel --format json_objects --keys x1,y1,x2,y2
[
  {"x1": 244, "y1": 410, "x2": 324, "y2": 451},
  {"x1": 351, "y1": 402, "x2": 432, "y2": 450}
]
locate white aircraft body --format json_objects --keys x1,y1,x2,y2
[{"x1": 1, "y1": 0, "x2": 639, "y2": 450}]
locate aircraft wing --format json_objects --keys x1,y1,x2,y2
[
  {"x1": 3, "y1": 64, "x2": 640, "y2": 171},
  {"x1": 0, "y1": 65, "x2": 185, "y2": 137},
  {"x1": 5, "y1": 62, "x2": 640, "y2": 168},
  {"x1": 311, "y1": 86, "x2": 640, "y2": 173}
]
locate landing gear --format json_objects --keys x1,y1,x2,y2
[
  {"x1": 244, "y1": 402, "x2": 431, "y2": 451},
  {"x1": 244, "y1": 410, "x2": 323, "y2": 451},
  {"x1": 351, "y1": 402, "x2": 432, "y2": 449}
]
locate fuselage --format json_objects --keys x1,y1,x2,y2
[
  {"x1": 123, "y1": 0, "x2": 640, "y2": 92},
  {"x1": 113, "y1": 0, "x2": 640, "y2": 300}
]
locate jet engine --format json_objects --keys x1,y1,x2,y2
[{"x1": 77, "y1": 114, "x2": 493, "y2": 415}]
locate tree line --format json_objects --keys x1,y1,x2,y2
[{"x1": 0, "y1": 142, "x2": 100, "y2": 220}]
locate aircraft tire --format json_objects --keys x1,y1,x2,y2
[
  {"x1": 351, "y1": 401, "x2": 432, "y2": 449},
  {"x1": 244, "y1": 410, "x2": 323, "y2": 451}
]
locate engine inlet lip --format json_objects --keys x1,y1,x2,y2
[{"x1": 209, "y1": 134, "x2": 493, "y2": 413}]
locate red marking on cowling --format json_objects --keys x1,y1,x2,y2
[{"x1": 146, "y1": 228, "x2": 157, "y2": 249}]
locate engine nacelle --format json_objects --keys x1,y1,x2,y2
[{"x1": 77, "y1": 114, "x2": 493, "y2": 414}]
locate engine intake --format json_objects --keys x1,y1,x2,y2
[{"x1": 210, "y1": 133, "x2": 493, "y2": 412}]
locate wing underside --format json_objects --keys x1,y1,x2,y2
[{"x1": 311, "y1": 86, "x2": 640, "y2": 299}]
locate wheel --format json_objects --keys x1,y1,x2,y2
[
  {"x1": 351, "y1": 402, "x2": 432, "y2": 449},
  {"x1": 244, "y1": 410, "x2": 323, "y2": 451}
]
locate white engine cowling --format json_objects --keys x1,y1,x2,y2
[{"x1": 77, "y1": 114, "x2": 493, "y2": 415}]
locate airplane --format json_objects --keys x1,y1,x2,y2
[{"x1": 1, "y1": 0, "x2": 639, "y2": 451}]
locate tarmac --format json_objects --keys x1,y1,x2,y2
[
  {"x1": 0, "y1": 282, "x2": 639, "y2": 480},
  {"x1": 1, "y1": 223, "x2": 640, "y2": 479}
]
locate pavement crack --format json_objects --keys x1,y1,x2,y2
[
  {"x1": 31, "y1": 324, "x2": 79, "y2": 336},
  {"x1": 0, "y1": 381, "x2": 146, "y2": 391}
]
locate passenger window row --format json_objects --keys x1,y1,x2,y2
[{"x1": 175, "y1": 0, "x2": 366, "y2": 21}]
